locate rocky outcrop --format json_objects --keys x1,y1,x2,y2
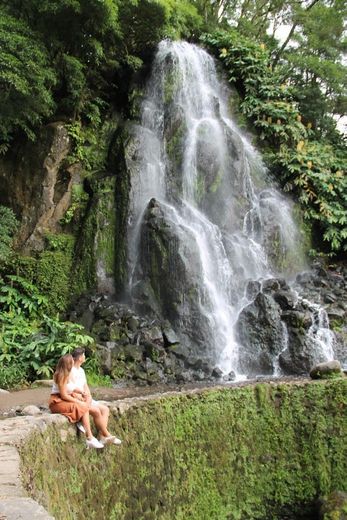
[
  {"x1": 71, "y1": 293, "x2": 217, "y2": 384},
  {"x1": 0, "y1": 123, "x2": 81, "y2": 253},
  {"x1": 237, "y1": 291, "x2": 285, "y2": 374},
  {"x1": 294, "y1": 261, "x2": 347, "y2": 369},
  {"x1": 236, "y1": 273, "x2": 344, "y2": 377},
  {"x1": 132, "y1": 198, "x2": 215, "y2": 362}
]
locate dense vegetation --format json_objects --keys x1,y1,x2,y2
[
  {"x1": 21, "y1": 380, "x2": 347, "y2": 519},
  {"x1": 0, "y1": 0, "x2": 346, "y2": 386}
]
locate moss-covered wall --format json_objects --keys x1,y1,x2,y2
[{"x1": 21, "y1": 380, "x2": 347, "y2": 520}]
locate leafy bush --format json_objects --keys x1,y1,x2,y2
[
  {"x1": 0, "y1": 361, "x2": 27, "y2": 389},
  {"x1": 202, "y1": 30, "x2": 347, "y2": 255},
  {"x1": 0, "y1": 7, "x2": 56, "y2": 146},
  {"x1": 0, "y1": 206, "x2": 18, "y2": 261},
  {"x1": 0, "y1": 275, "x2": 94, "y2": 384}
]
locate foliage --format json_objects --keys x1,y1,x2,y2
[
  {"x1": 0, "y1": 360, "x2": 27, "y2": 389},
  {"x1": 281, "y1": 0, "x2": 347, "y2": 140},
  {"x1": 0, "y1": 274, "x2": 94, "y2": 383},
  {"x1": 65, "y1": 119, "x2": 116, "y2": 175},
  {"x1": 0, "y1": 7, "x2": 56, "y2": 145},
  {"x1": 271, "y1": 141, "x2": 347, "y2": 252},
  {"x1": 0, "y1": 206, "x2": 18, "y2": 261},
  {"x1": 1, "y1": 0, "x2": 202, "y2": 148},
  {"x1": 83, "y1": 354, "x2": 113, "y2": 388},
  {"x1": 202, "y1": 30, "x2": 347, "y2": 254}
]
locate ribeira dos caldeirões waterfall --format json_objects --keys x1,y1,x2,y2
[{"x1": 125, "y1": 40, "x2": 335, "y2": 380}]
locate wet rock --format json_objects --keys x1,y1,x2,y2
[
  {"x1": 319, "y1": 490, "x2": 347, "y2": 520},
  {"x1": 246, "y1": 281, "x2": 261, "y2": 300},
  {"x1": 21, "y1": 405, "x2": 41, "y2": 416},
  {"x1": 132, "y1": 198, "x2": 212, "y2": 358},
  {"x1": 237, "y1": 292, "x2": 284, "y2": 375},
  {"x1": 261, "y1": 278, "x2": 281, "y2": 292},
  {"x1": 310, "y1": 360, "x2": 342, "y2": 379},
  {"x1": 327, "y1": 308, "x2": 345, "y2": 322},
  {"x1": 162, "y1": 324, "x2": 180, "y2": 346},
  {"x1": 211, "y1": 367, "x2": 224, "y2": 379},
  {"x1": 296, "y1": 271, "x2": 315, "y2": 285},
  {"x1": 323, "y1": 293, "x2": 337, "y2": 304},
  {"x1": 273, "y1": 290, "x2": 298, "y2": 310},
  {"x1": 226, "y1": 370, "x2": 236, "y2": 381},
  {"x1": 281, "y1": 310, "x2": 312, "y2": 329},
  {"x1": 127, "y1": 316, "x2": 139, "y2": 332}
]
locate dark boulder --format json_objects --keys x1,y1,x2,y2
[{"x1": 236, "y1": 292, "x2": 284, "y2": 375}]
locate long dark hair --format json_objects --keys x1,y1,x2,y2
[{"x1": 53, "y1": 354, "x2": 74, "y2": 386}]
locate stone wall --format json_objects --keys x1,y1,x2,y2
[{"x1": 4, "y1": 379, "x2": 346, "y2": 520}]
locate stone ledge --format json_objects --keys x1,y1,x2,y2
[
  {"x1": 0, "y1": 414, "x2": 72, "y2": 520},
  {"x1": 0, "y1": 497, "x2": 54, "y2": 520},
  {"x1": 0, "y1": 386, "x2": 216, "y2": 519}
]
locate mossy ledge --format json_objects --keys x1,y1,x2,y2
[{"x1": 2, "y1": 379, "x2": 347, "y2": 520}]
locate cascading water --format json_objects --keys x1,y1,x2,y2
[{"x1": 127, "y1": 40, "x2": 334, "y2": 378}]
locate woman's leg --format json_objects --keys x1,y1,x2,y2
[
  {"x1": 89, "y1": 404, "x2": 110, "y2": 437},
  {"x1": 80, "y1": 411, "x2": 94, "y2": 439}
]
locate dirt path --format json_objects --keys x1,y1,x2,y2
[
  {"x1": 0, "y1": 376, "x2": 310, "y2": 416},
  {"x1": 0, "y1": 387, "x2": 51, "y2": 414},
  {"x1": 0, "y1": 382, "x2": 211, "y2": 415}
]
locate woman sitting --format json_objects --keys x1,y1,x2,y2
[
  {"x1": 70, "y1": 347, "x2": 121, "y2": 445},
  {"x1": 48, "y1": 354, "x2": 104, "y2": 449}
]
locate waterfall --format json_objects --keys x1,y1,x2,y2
[{"x1": 127, "y1": 40, "x2": 334, "y2": 378}]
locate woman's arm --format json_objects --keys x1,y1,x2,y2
[{"x1": 58, "y1": 381, "x2": 84, "y2": 403}]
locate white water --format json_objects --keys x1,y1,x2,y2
[
  {"x1": 301, "y1": 298, "x2": 336, "y2": 362},
  {"x1": 127, "y1": 40, "x2": 334, "y2": 376}
]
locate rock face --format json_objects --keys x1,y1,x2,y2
[
  {"x1": 71, "y1": 293, "x2": 217, "y2": 384},
  {"x1": 237, "y1": 292, "x2": 285, "y2": 375},
  {"x1": 132, "y1": 198, "x2": 214, "y2": 362},
  {"x1": 294, "y1": 261, "x2": 347, "y2": 370},
  {"x1": 0, "y1": 123, "x2": 80, "y2": 253},
  {"x1": 236, "y1": 274, "x2": 342, "y2": 377}
]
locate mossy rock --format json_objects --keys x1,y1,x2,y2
[{"x1": 320, "y1": 491, "x2": 347, "y2": 520}]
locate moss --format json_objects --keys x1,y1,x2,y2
[
  {"x1": 95, "y1": 178, "x2": 117, "y2": 277},
  {"x1": 72, "y1": 176, "x2": 118, "y2": 296},
  {"x1": 166, "y1": 118, "x2": 186, "y2": 173},
  {"x1": 21, "y1": 379, "x2": 347, "y2": 520},
  {"x1": 5, "y1": 233, "x2": 76, "y2": 314},
  {"x1": 163, "y1": 70, "x2": 182, "y2": 106}
]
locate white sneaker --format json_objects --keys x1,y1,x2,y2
[
  {"x1": 86, "y1": 436, "x2": 104, "y2": 449},
  {"x1": 100, "y1": 435, "x2": 122, "y2": 446},
  {"x1": 76, "y1": 421, "x2": 86, "y2": 434}
]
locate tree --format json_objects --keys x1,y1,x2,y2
[
  {"x1": 0, "y1": 7, "x2": 56, "y2": 146},
  {"x1": 280, "y1": 0, "x2": 347, "y2": 140}
]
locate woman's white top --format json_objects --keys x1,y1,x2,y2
[
  {"x1": 51, "y1": 380, "x2": 76, "y2": 395},
  {"x1": 51, "y1": 366, "x2": 99, "y2": 405}
]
